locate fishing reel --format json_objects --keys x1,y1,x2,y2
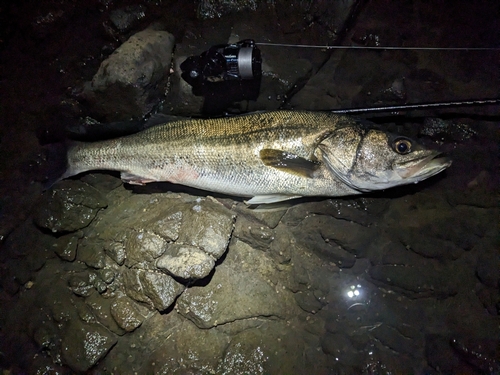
[
  {"x1": 181, "y1": 39, "x2": 262, "y2": 86},
  {"x1": 180, "y1": 39, "x2": 262, "y2": 113}
]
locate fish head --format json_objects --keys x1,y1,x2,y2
[{"x1": 319, "y1": 126, "x2": 452, "y2": 192}]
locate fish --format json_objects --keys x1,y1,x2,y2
[{"x1": 44, "y1": 111, "x2": 451, "y2": 204}]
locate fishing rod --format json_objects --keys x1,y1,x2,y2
[{"x1": 328, "y1": 98, "x2": 500, "y2": 115}]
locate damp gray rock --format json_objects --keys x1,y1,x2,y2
[
  {"x1": 398, "y1": 228, "x2": 463, "y2": 260},
  {"x1": 85, "y1": 292, "x2": 126, "y2": 335},
  {"x1": 156, "y1": 243, "x2": 215, "y2": 280},
  {"x1": 34, "y1": 180, "x2": 107, "y2": 233},
  {"x1": 124, "y1": 229, "x2": 167, "y2": 268},
  {"x1": 232, "y1": 202, "x2": 288, "y2": 229},
  {"x1": 177, "y1": 263, "x2": 285, "y2": 329},
  {"x1": 217, "y1": 322, "x2": 327, "y2": 374},
  {"x1": 369, "y1": 264, "x2": 460, "y2": 297},
  {"x1": 68, "y1": 271, "x2": 112, "y2": 297},
  {"x1": 104, "y1": 240, "x2": 126, "y2": 266},
  {"x1": 176, "y1": 198, "x2": 236, "y2": 259},
  {"x1": 53, "y1": 232, "x2": 80, "y2": 261},
  {"x1": 109, "y1": 5, "x2": 146, "y2": 33},
  {"x1": 475, "y1": 237, "x2": 500, "y2": 288},
  {"x1": 83, "y1": 28, "x2": 175, "y2": 121},
  {"x1": 110, "y1": 295, "x2": 150, "y2": 332},
  {"x1": 290, "y1": 215, "x2": 368, "y2": 268},
  {"x1": 122, "y1": 268, "x2": 184, "y2": 312},
  {"x1": 77, "y1": 240, "x2": 107, "y2": 269},
  {"x1": 68, "y1": 272, "x2": 95, "y2": 297},
  {"x1": 233, "y1": 215, "x2": 275, "y2": 251},
  {"x1": 60, "y1": 321, "x2": 117, "y2": 372},
  {"x1": 197, "y1": 0, "x2": 257, "y2": 19}
]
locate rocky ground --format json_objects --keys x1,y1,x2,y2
[{"x1": 0, "y1": 0, "x2": 499, "y2": 374}]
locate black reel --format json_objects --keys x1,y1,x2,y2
[
  {"x1": 181, "y1": 39, "x2": 262, "y2": 86},
  {"x1": 180, "y1": 40, "x2": 262, "y2": 114}
]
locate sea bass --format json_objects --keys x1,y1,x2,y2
[{"x1": 47, "y1": 111, "x2": 451, "y2": 204}]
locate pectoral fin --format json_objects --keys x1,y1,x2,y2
[{"x1": 259, "y1": 149, "x2": 320, "y2": 178}]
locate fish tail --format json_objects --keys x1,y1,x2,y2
[{"x1": 41, "y1": 141, "x2": 75, "y2": 190}]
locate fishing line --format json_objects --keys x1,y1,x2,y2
[
  {"x1": 255, "y1": 42, "x2": 500, "y2": 113},
  {"x1": 256, "y1": 42, "x2": 500, "y2": 51}
]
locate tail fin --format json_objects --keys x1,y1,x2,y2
[{"x1": 40, "y1": 142, "x2": 72, "y2": 190}]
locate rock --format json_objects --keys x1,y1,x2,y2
[
  {"x1": 425, "y1": 334, "x2": 461, "y2": 373},
  {"x1": 475, "y1": 238, "x2": 500, "y2": 288},
  {"x1": 68, "y1": 272, "x2": 95, "y2": 297},
  {"x1": 109, "y1": 5, "x2": 147, "y2": 33},
  {"x1": 217, "y1": 322, "x2": 326, "y2": 374},
  {"x1": 321, "y1": 332, "x2": 364, "y2": 367},
  {"x1": 122, "y1": 268, "x2": 184, "y2": 312},
  {"x1": 124, "y1": 229, "x2": 167, "y2": 268},
  {"x1": 149, "y1": 209, "x2": 183, "y2": 241},
  {"x1": 233, "y1": 215, "x2": 275, "y2": 251},
  {"x1": 34, "y1": 180, "x2": 107, "y2": 233},
  {"x1": 370, "y1": 324, "x2": 419, "y2": 355},
  {"x1": 177, "y1": 264, "x2": 285, "y2": 329},
  {"x1": 53, "y1": 232, "x2": 80, "y2": 261},
  {"x1": 477, "y1": 254, "x2": 500, "y2": 288},
  {"x1": 98, "y1": 269, "x2": 115, "y2": 284},
  {"x1": 85, "y1": 292, "x2": 125, "y2": 335},
  {"x1": 83, "y1": 29, "x2": 175, "y2": 121},
  {"x1": 156, "y1": 243, "x2": 215, "y2": 280},
  {"x1": 110, "y1": 295, "x2": 149, "y2": 332},
  {"x1": 77, "y1": 241, "x2": 106, "y2": 269},
  {"x1": 197, "y1": 0, "x2": 257, "y2": 19},
  {"x1": 104, "y1": 240, "x2": 126, "y2": 266},
  {"x1": 281, "y1": 198, "x2": 387, "y2": 227},
  {"x1": 60, "y1": 321, "x2": 117, "y2": 372},
  {"x1": 369, "y1": 264, "x2": 459, "y2": 297},
  {"x1": 233, "y1": 203, "x2": 287, "y2": 229},
  {"x1": 177, "y1": 198, "x2": 236, "y2": 259},
  {"x1": 398, "y1": 228, "x2": 463, "y2": 260},
  {"x1": 294, "y1": 290, "x2": 326, "y2": 314},
  {"x1": 292, "y1": 226, "x2": 356, "y2": 268},
  {"x1": 450, "y1": 337, "x2": 500, "y2": 373},
  {"x1": 138, "y1": 317, "x2": 229, "y2": 374},
  {"x1": 139, "y1": 270, "x2": 184, "y2": 312}
]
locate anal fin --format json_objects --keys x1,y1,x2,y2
[{"x1": 120, "y1": 172, "x2": 156, "y2": 185}]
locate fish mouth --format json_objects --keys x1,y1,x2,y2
[{"x1": 397, "y1": 152, "x2": 452, "y2": 180}]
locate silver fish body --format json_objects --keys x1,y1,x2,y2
[{"x1": 55, "y1": 111, "x2": 451, "y2": 204}]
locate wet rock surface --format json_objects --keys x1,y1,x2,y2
[
  {"x1": 0, "y1": 0, "x2": 499, "y2": 374},
  {"x1": 83, "y1": 28, "x2": 175, "y2": 121}
]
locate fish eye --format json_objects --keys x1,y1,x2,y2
[{"x1": 393, "y1": 138, "x2": 412, "y2": 154}]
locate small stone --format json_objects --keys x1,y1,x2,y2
[
  {"x1": 98, "y1": 269, "x2": 115, "y2": 284},
  {"x1": 68, "y1": 273, "x2": 94, "y2": 297},
  {"x1": 177, "y1": 198, "x2": 235, "y2": 259},
  {"x1": 139, "y1": 270, "x2": 184, "y2": 312},
  {"x1": 110, "y1": 295, "x2": 147, "y2": 332},
  {"x1": 124, "y1": 230, "x2": 167, "y2": 267},
  {"x1": 122, "y1": 268, "x2": 184, "y2": 312},
  {"x1": 34, "y1": 180, "x2": 107, "y2": 233},
  {"x1": 104, "y1": 241, "x2": 126, "y2": 266},
  {"x1": 53, "y1": 233, "x2": 80, "y2": 261},
  {"x1": 60, "y1": 321, "x2": 117, "y2": 372},
  {"x1": 156, "y1": 244, "x2": 215, "y2": 280},
  {"x1": 77, "y1": 241, "x2": 106, "y2": 269}
]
